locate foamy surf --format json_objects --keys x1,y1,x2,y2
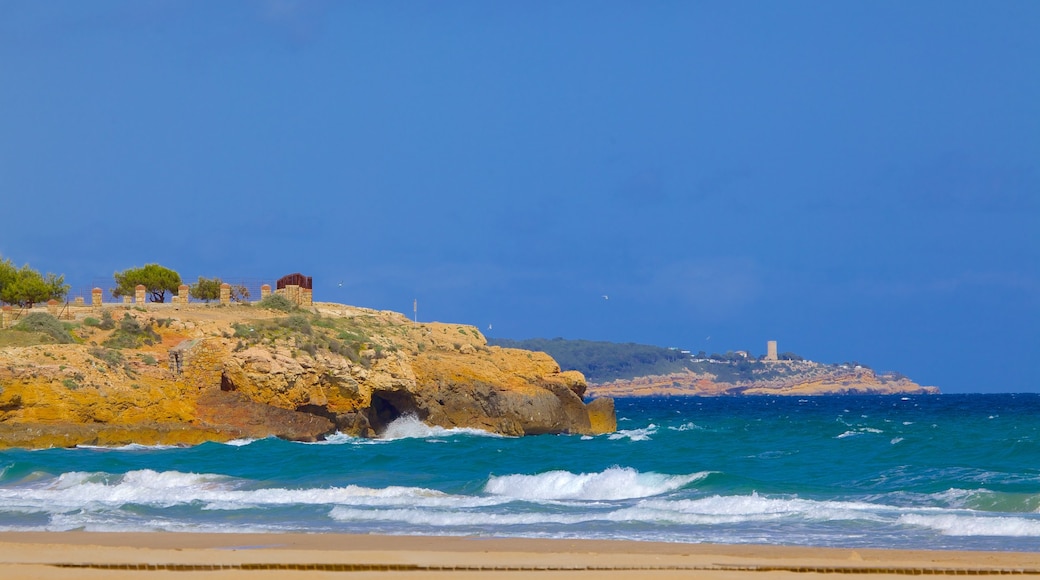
[
  {"x1": 484, "y1": 467, "x2": 708, "y2": 501},
  {"x1": 0, "y1": 469, "x2": 504, "y2": 513},
  {"x1": 898, "y1": 513, "x2": 1040, "y2": 537},
  {"x1": 378, "y1": 415, "x2": 504, "y2": 440},
  {"x1": 607, "y1": 424, "x2": 658, "y2": 441}
]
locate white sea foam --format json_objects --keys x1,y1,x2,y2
[
  {"x1": 630, "y1": 494, "x2": 888, "y2": 524},
  {"x1": 669, "y1": 422, "x2": 704, "y2": 432},
  {"x1": 329, "y1": 506, "x2": 593, "y2": 527},
  {"x1": 76, "y1": 443, "x2": 185, "y2": 451},
  {"x1": 0, "y1": 469, "x2": 503, "y2": 513},
  {"x1": 837, "y1": 427, "x2": 884, "y2": 439},
  {"x1": 484, "y1": 467, "x2": 707, "y2": 501},
  {"x1": 301, "y1": 432, "x2": 360, "y2": 445},
  {"x1": 379, "y1": 415, "x2": 503, "y2": 440},
  {"x1": 899, "y1": 513, "x2": 1040, "y2": 536},
  {"x1": 223, "y1": 438, "x2": 258, "y2": 447},
  {"x1": 608, "y1": 424, "x2": 657, "y2": 441},
  {"x1": 330, "y1": 493, "x2": 891, "y2": 529}
]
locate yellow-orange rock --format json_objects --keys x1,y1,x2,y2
[{"x1": 0, "y1": 302, "x2": 616, "y2": 448}]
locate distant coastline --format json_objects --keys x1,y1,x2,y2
[{"x1": 489, "y1": 337, "x2": 939, "y2": 397}]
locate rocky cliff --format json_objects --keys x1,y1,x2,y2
[
  {"x1": 0, "y1": 302, "x2": 615, "y2": 448},
  {"x1": 585, "y1": 360, "x2": 939, "y2": 398}
]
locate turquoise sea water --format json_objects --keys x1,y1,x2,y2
[{"x1": 1, "y1": 394, "x2": 1039, "y2": 551}]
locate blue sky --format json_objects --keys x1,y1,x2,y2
[{"x1": 1, "y1": 1, "x2": 1037, "y2": 393}]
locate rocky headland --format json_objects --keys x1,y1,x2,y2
[
  {"x1": 0, "y1": 301, "x2": 616, "y2": 448},
  {"x1": 585, "y1": 360, "x2": 939, "y2": 398}
]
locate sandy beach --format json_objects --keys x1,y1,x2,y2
[{"x1": 0, "y1": 532, "x2": 1037, "y2": 579}]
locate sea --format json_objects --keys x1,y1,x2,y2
[{"x1": 1, "y1": 394, "x2": 1039, "y2": 552}]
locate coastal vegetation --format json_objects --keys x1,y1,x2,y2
[
  {"x1": 11, "y1": 312, "x2": 77, "y2": 344},
  {"x1": 488, "y1": 338, "x2": 690, "y2": 382},
  {"x1": 0, "y1": 255, "x2": 68, "y2": 308},
  {"x1": 112, "y1": 263, "x2": 182, "y2": 303},
  {"x1": 189, "y1": 276, "x2": 251, "y2": 303}
]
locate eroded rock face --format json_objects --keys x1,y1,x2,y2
[
  {"x1": 195, "y1": 389, "x2": 334, "y2": 442},
  {"x1": 0, "y1": 303, "x2": 616, "y2": 448}
]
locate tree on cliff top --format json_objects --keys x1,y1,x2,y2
[
  {"x1": 0, "y1": 256, "x2": 69, "y2": 308},
  {"x1": 189, "y1": 276, "x2": 221, "y2": 302},
  {"x1": 190, "y1": 276, "x2": 250, "y2": 303},
  {"x1": 112, "y1": 264, "x2": 181, "y2": 303}
]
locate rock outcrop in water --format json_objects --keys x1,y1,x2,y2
[{"x1": 0, "y1": 303, "x2": 615, "y2": 448}]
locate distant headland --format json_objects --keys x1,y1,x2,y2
[{"x1": 488, "y1": 338, "x2": 940, "y2": 397}]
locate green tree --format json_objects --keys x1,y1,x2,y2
[
  {"x1": 112, "y1": 264, "x2": 181, "y2": 303},
  {"x1": 189, "y1": 277, "x2": 251, "y2": 303},
  {"x1": 0, "y1": 257, "x2": 16, "y2": 297},
  {"x1": 189, "y1": 276, "x2": 222, "y2": 302},
  {"x1": 0, "y1": 259, "x2": 68, "y2": 308}
]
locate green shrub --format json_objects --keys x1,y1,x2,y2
[
  {"x1": 102, "y1": 313, "x2": 161, "y2": 349},
  {"x1": 232, "y1": 323, "x2": 258, "y2": 339},
  {"x1": 13, "y1": 313, "x2": 74, "y2": 344},
  {"x1": 280, "y1": 314, "x2": 312, "y2": 335},
  {"x1": 97, "y1": 310, "x2": 116, "y2": 330},
  {"x1": 62, "y1": 378, "x2": 80, "y2": 390},
  {"x1": 88, "y1": 346, "x2": 123, "y2": 368},
  {"x1": 140, "y1": 354, "x2": 157, "y2": 366},
  {"x1": 83, "y1": 317, "x2": 100, "y2": 327},
  {"x1": 257, "y1": 294, "x2": 296, "y2": 312}
]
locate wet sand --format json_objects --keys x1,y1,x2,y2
[{"x1": 1, "y1": 532, "x2": 1038, "y2": 579}]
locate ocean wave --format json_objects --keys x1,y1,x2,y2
[
  {"x1": 607, "y1": 424, "x2": 657, "y2": 441},
  {"x1": 0, "y1": 469, "x2": 503, "y2": 513},
  {"x1": 669, "y1": 422, "x2": 705, "y2": 432},
  {"x1": 898, "y1": 513, "x2": 1040, "y2": 537},
  {"x1": 75, "y1": 443, "x2": 187, "y2": 451},
  {"x1": 379, "y1": 415, "x2": 504, "y2": 440},
  {"x1": 629, "y1": 494, "x2": 889, "y2": 524},
  {"x1": 330, "y1": 493, "x2": 890, "y2": 529},
  {"x1": 223, "y1": 438, "x2": 259, "y2": 447},
  {"x1": 328, "y1": 506, "x2": 593, "y2": 527},
  {"x1": 484, "y1": 467, "x2": 708, "y2": 501},
  {"x1": 836, "y1": 427, "x2": 884, "y2": 439},
  {"x1": 299, "y1": 432, "x2": 361, "y2": 445}
]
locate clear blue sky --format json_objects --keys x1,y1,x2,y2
[{"x1": 2, "y1": 1, "x2": 1037, "y2": 393}]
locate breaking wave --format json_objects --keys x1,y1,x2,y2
[{"x1": 484, "y1": 467, "x2": 708, "y2": 501}]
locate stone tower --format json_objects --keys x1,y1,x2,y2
[{"x1": 765, "y1": 340, "x2": 778, "y2": 362}]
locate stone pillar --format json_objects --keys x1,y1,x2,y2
[
  {"x1": 260, "y1": 284, "x2": 271, "y2": 300},
  {"x1": 135, "y1": 284, "x2": 147, "y2": 305},
  {"x1": 178, "y1": 284, "x2": 190, "y2": 304},
  {"x1": 47, "y1": 299, "x2": 59, "y2": 316},
  {"x1": 0, "y1": 305, "x2": 10, "y2": 329},
  {"x1": 91, "y1": 288, "x2": 103, "y2": 312},
  {"x1": 766, "y1": 340, "x2": 778, "y2": 362},
  {"x1": 302, "y1": 288, "x2": 313, "y2": 306},
  {"x1": 286, "y1": 284, "x2": 300, "y2": 305},
  {"x1": 73, "y1": 296, "x2": 85, "y2": 307},
  {"x1": 220, "y1": 283, "x2": 231, "y2": 306},
  {"x1": 123, "y1": 295, "x2": 132, "y2": 304}
]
